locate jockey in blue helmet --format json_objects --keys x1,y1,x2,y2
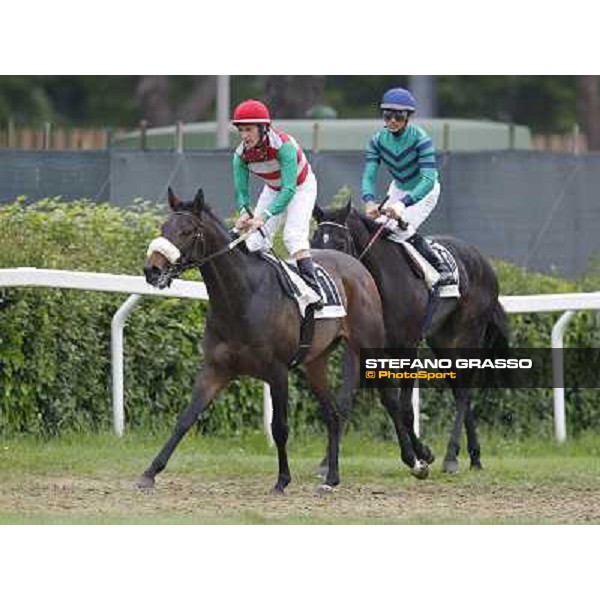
[{"x1": 361, "y1": 87, "x2": 454, "y2": 287}]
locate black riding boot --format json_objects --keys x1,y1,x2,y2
[
  {"x1": 407, "y1": 233, "x2": 454, "y2": 286},
  {"x1": 297, "y1": 257, "x2": 324, "y2": 310}
]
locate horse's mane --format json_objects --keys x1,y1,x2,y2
[{"x1": 349, "y1": 207, "x2": 382, "y2": 235}]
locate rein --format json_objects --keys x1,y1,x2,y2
[
  {"x1": 357, "y1": 222, "x2": 389, "y2": 261},
  {"x1": 317, "y1": 221, "x2": 357, "y2": 257},
  {"x1": 164, "y1": 211, "x2": 252, "y2": 278},
  {"x1": 357, "y1": 196, "x2": 409, "y2": 260}
]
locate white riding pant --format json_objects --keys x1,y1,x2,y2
[
  {"x1": 378, "y1": 180, "x2": 441, "y2": 241},
  {"x1": 245, "y1": 171, "x2": 317, "y2": 256}
]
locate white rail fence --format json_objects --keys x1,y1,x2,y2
[{"x1": 1, "y1": 267, "x2": 599, "y2": 441}]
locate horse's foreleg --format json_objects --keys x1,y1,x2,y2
[
  {"x1": 378, "y1": 387, "x2": 428, "y2": 478},
  {"x1": 398, "y1": 384, "x2": 436, "y2": 465},
  {"x1": 443, "y1": 386, "x2": 470, "y2": 474},
  {"x1": 268, "y1": 369, "x2": 292, "y2": 495},
  {"x1": 138, "y1": 365, "x2": 229, "y2": 488}
]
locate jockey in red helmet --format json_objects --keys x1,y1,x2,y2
[{"x1": 232, "y1": 99, "x2": 322, "y2": 307}]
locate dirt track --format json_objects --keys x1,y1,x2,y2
[{"x1": 2, "y1": 472, "x2": 600, "y2": 523}]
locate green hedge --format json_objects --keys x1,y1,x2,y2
[{"x1": 1, "y1": 198, "x2": 599, "y2": 438}]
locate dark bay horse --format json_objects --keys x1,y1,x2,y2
[
  {"x1": 312, "y1": 201, "x2": 510, "y2": 474},
  {"x1": 139, "y1": 188, "x2": 392, "y2": 494}
]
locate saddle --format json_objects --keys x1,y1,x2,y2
[
  {"x1": 258, "y1": 253, "x2": 346, "y2": 319},
  {"x1": 387, "y1": 233, "x2": 460, "y2": 298},
  {"x1": 258, "y1": 253, "x2": 346, "y2": 368}
]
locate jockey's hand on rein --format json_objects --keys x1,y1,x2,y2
[
  {"x1": 364, "y1": 201, "x2": 380, "y2": 219},
  {"x1": 235, "y1": 212, "x2": 251, "y2": 231},
  {"x1": 246, "y1": 216, "x2": 265, "y2": 232},
  {"x1": 383, "y1": 200, "x2": 407, "y2": 221}
]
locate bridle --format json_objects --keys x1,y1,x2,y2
[
  {"x1": 316, "y1": 221, "x2": 357, "y2": 258},
  {"x1": 162, "y1": 211, "x2": 249, "y2": 280}
]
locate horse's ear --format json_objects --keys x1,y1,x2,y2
[
  {"x1": 340, "y1": 198, "x2": 352, "y2": 220},
  {"x1": 192, "y1": 188, "x2": 205, "y2": 214},
  {"x1": 313, "y1": 203, "x2": 324, "y2": 223},
  {"x1": 167, "y1": 187, "x2": 182, "y2": 211}
]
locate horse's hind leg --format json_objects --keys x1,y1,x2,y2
[
  {"x1": 444, "y1": 386, "x2": 482, "y2": 472},
  {"x1": 138, "y1": 364, "x2": 230, "y2": 489},
  {"x1": 464, "y1": 395, "x2": 482, "y2": 469},
  {"x1": 304, "y1": 353, "x2": 345, "y2": 492},
  {"x1": 442, "y1": 386, "x2": 470, "y2": 474},
  {"x1": 315, "y1": 343, "x2": 356, "y2": 477}
]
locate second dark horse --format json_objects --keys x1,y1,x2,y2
[{"x1": 312, "y1": 201, "x2": 510, "y2": 473}]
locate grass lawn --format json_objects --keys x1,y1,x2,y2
[{"x1": 2, "y1": 430, "x2": 600, "y2": 524}]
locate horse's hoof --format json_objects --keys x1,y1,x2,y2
[
  {"x1": 270, "y1": 485, "x2": 286, "y2": 496},
  {"x1": 314, "y1": 483, "x2": 336, "y2": 497},
  {"x1": 410, "y1": 459, "x2": 430, "y2": 480},
  {"x1": 470, "y1": 461, "x2": 483, "y2": 471},
  {"x1": 442, "y1": 460, "x2": 459, "y2": 475},
  {"x1": 421, "y1": 447, "x2": 436, "y2": 465},
  {"x1": 137, "y1": 474, "x2": 155, "y2": 490}
]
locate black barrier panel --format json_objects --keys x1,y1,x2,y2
[
  {"x1": 2, "y1": 149, "x2": 600, "y2": 277},
  {"x1": 0, "y1": 150, "x2": 110, "y2": 203},
  {"x1": 360, "y1": 348, "x2": 600, "y2": 389}
]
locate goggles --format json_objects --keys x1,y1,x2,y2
[{"x1": 382, "y1": 109, "x2": 409, "y2": 122}]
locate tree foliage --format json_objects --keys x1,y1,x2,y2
[{"x1": 0, "y1": 75, "x2": 590, "y2": 136}]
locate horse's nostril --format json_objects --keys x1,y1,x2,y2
[{"x1": 144, "y1": 265, "x2": 159, "y2": 283}]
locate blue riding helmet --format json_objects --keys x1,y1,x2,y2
[{"x1": 380, "y1": 87, "x2": 417, "y2": 112}]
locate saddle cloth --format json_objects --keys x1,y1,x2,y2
[
  {"x1": 260, "y1": 253, "x2": 347, "y2": 319},
  {"x1": 387, "y1": 233, "x2": 460, "y2": 298}
]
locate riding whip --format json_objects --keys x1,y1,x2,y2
[{"x1": 358, "y1": 196, "x2": 408, "y2": 260}]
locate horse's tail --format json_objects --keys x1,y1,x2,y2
[
  {"x1": 484, "y1": 299, "x2": 510, "y2": 353},
  {"x1": 475, "y1": 300, "x2": 511, "y2": 392}
]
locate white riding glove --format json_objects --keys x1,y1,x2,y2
[{"x1": 374, "y1": 215, "x2": 399, "y2": 232}]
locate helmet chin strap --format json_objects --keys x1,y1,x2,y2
[
  {"x1": 244, "y1": 124, "x2": 269, "y2": 149},
  {"x1": 258, "y1": 123, "x2": 269, "y2": 139}
]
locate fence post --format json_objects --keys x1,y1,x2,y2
[
  {"x1": 572, "y1": 123, "x2": 580, "y2": 155},
  {"x1": 7, "y1": 118, "x2": 16, "y2": 147},
  {"x1": 442, "y1": 122, "x2": 450, "y2": 152},
  {"x1": 111, "y1": 294, "x2": 143, "y2": 436},
  {"x1": 216, "y1": 75, "x2": 230, "y2": 149},
  {"x1": 105, "y1": 127, "x2": 114, "y2": 150},
  {"x1": 312, "y1": 122, "x2": 320, "y2": 152},
  {"x1": 175, "y1": 121, "x2": 184, "y2": 153},
  {"x1": 263, "y1": 384, "x2": 274, "y2": 447},
  {"x1": 139, "y1": 120, "x2": 148, "y2": 151},
  {"x1": 551, "y1": 310, "x2": 576, "y2": 443},
  {"x1": 43, "y1": 122, "x2": 52, "y2": 150},
  {"x1": 508, "y1": 123, "x2": 516, "y2": 150}
]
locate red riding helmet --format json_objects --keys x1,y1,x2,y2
[{"x1": 232, "y1": 99, "x2": 271, "y2": 125}]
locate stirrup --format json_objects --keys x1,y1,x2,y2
[{"x1": 307, "y1": 287, "x2": 324, "y2": 310}]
